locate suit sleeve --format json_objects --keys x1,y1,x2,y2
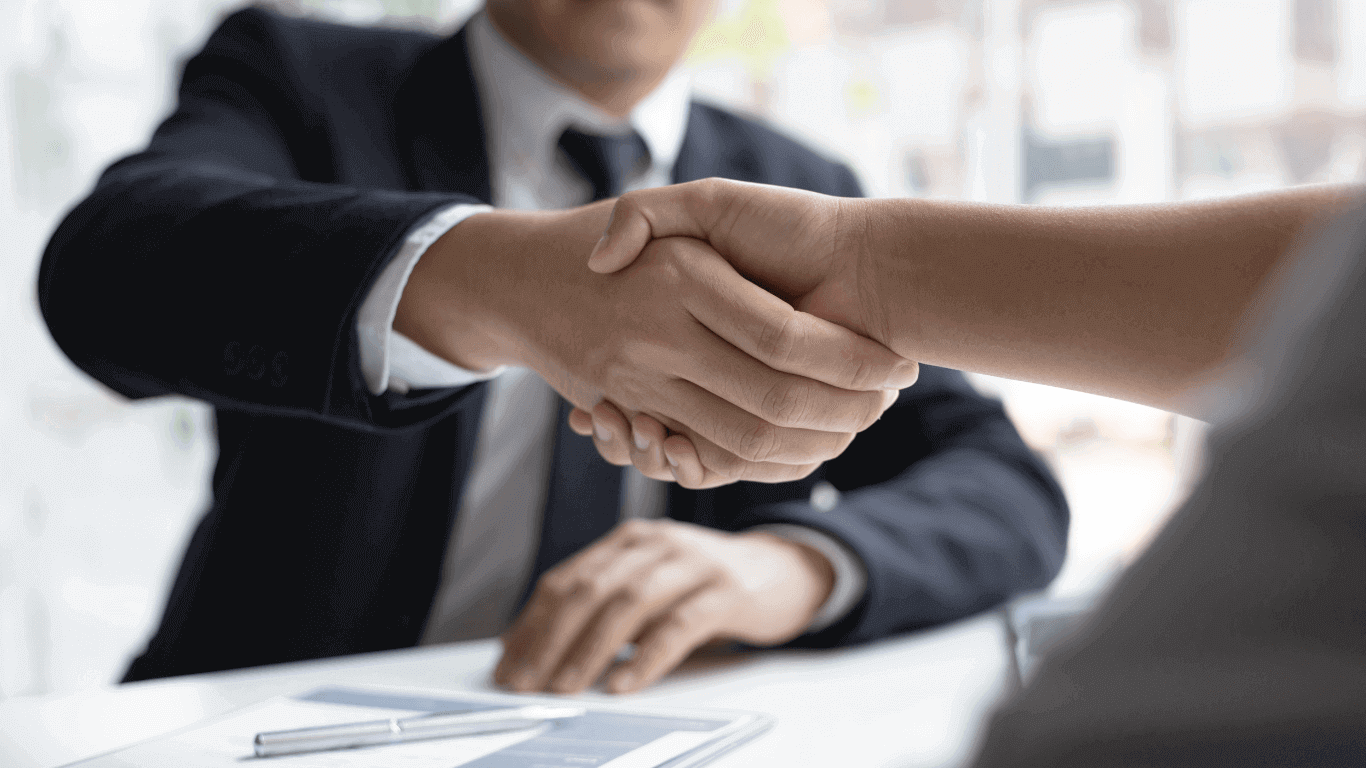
[
  {"x1": 701, "y1": 366, "x2": 1069, "y2": 647},
  {"x1": 37, "y1": 10, "x2": 480, "y2": 430}
]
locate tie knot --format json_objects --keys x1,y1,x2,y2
[{"x1": 557, "y1": 127, "x2": 650, "y2": 202}]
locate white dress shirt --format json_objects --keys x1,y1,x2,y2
[{"x1": 353, "y1": 12, "x2": 865, "y2": 644}]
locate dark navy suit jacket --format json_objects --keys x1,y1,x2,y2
[{"x1": 38, "y1": 8, "x2": 1069, "y2": 682}]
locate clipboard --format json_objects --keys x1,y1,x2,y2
[{"x1": 65, "y1": 684, "x2": 774, "y2": 768}]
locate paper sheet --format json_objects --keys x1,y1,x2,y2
[{"x1": 73, "y1": 687, "x2": 736, "y2": 768}]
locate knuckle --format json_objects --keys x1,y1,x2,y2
[
  {"x1": 540, "y1": 571, "x2": 578, "y2": 602},
  {"x1": 696, "y1": 177, "x2": 722, "y2": 204},
  {"x1": 760, "y1": 377, "x2": 812, "y2": 428},
  {"x1": 845, "y1": 354, "x2": 879, "y2": 391},
  {"x1": 616, "y1": 190, "x2": 642, "y2": 215},
  {"x1": 734, "y1": 420, "x2": 780, "y2": 463},
  {"x1": 639, "y1": 243, "x2": 688, "y2": 289},
  {"x1": 704, "y1": 447, "x2": 746, "y2": 478},
  {"x1": 656, "y1": 520, "x2": 687, "y2": 542},
  {"x1": 755, "y1": 314, "x2": 800, "y2": 366},
  {"x1": 619, "y1": 518, "x2": 655, "y2": 539},
  {"x1": 620, "y1": 518, "x2": 648, "y2": 534},
  {"x1": 585, "y1": 574, "x2": 615, "y2": 601},
  {"x1": 670, "y1": 598, "x2": 720, "y2": 635},
  {"x1": 657, "y1": 611, "x2": 693, "y2": 641}
]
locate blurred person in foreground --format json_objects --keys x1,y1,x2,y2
[
  {"x1": 585, "y1": 178, "x2": 1364, "y2": 764},
  {"x1": 38, "y1": 2, "x2": 1068, "y2": 693}
]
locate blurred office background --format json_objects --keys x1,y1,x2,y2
[{"x1": 2, "y1": 0, "x2": 1363, "y2": 699}]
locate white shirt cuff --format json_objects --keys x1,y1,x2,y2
[
  {"x1": 356, "y1": 202, "x2": 502, "y2": 395},
  {"x1": 751, "y1": 522, "x2": 868, "y2": 634}
]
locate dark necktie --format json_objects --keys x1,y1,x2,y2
[
  {"x1": 557, "y1": 127, "x2": 650, "y2": 201},
  {"x1": 516, "y1": 130, "x2": 649, "y2": 610}
]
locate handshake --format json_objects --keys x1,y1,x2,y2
[
  {"x1": 398, "y1": 174, "x2": 1343, "y2": 484},
  {"x1": 398, "y1": 178, "x2": 919, "y2": 489}
]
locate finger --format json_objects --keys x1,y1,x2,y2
[
  {"x1": 495, "y1": 533, "x2": 637, "y2": 687},
  {"x1": 668, "y1": 315, "x2": 900, "y2": 434},
  {"x1": 660, "y1": 433, "x2": 722, "y2": 489},
  {"x1": 592, "y1": 302, "x2": 859, "y2": 466},
  {"x1": 630, "y1": 385, "x2": 894, "y2": 484},
  {"x1": 588, "y1": 180, "x2": 736, "y2": 273},
  {"x1": 590, "y1": 401, "x2": 633, "y2": 467},
  {"x1": 501, "y1": 537, "x2": 672, "y2": 692},
  {"x1": 606, "y1": 589, "x2": 729, "y2": 694},
  {"x1": 686, "y1": 430, "x2": 823, "y2": 485},
  {"x1": 652, "y1": 376, "x2": 855, "y2": 466},
  {"x1": 629, "y1": 413, "x2": 709, "y2": 486},
  {"x1": 633, "y1": 415, "x2": 755, "y2": 490},
  {"x1": 550, "y1": 555, "x2": 718, "y2": 694},
  {"x1": 679, "y1": 248, "x2": 919, "y2": 392},
  {"x1": 567, "y1": 407, "x2": 594, "y2": 436},
  {"x1": 627, "y1": 411, "x2": 674, "y2": 482},
  {"x1": 657, "y1": 420, "x2": 821, "y2": 486}
]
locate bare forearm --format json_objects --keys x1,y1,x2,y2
[{"x1": 859, "y1": 184, "x2": 1361, "y2": 413}]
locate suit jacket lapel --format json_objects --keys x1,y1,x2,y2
[
  {"x1": 394, "y1": 26, "x2": 492, "y2": 201},
  {"x1": 672, "y1": 104, "x2": 721, "y2": 184}
]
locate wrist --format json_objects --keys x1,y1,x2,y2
[
  {"x1": 849, "y1": 198, "x2": 901, "y2": 353},
  {"x1": 394, "y1": 209, "x2": 536, "y2": 371},
  {"x1": 742, "y1": 531, "x2": 835, "y2": 630}
]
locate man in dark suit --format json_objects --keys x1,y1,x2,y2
[{"x1": 38, "y1": 0, "x2": 1068, "y2": 694}]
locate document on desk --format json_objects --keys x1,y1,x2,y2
[{"x1": 67, "y1": 685, "x2": 772, "y2": 768}]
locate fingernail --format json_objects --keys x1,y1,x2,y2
[
  {"x1": 668, "y1": 465, "x2": 681, "y2": 484},
  {"x1": 594, "y1": 422, "x2": 612, "y2": 442},
  {"x1": 633, "y1": 430, "x2": 650, "y2": 452},
  {"x1": 665, "y1": 451, "x2": 679, "y2": 468}
]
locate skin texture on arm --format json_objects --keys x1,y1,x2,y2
[
  {"x1": 578, "y1": 178, "x2": 1359, "y2": 484},
  {"x1": 589, "y1": 178, "x2": 1361, "y2": 411},
  {"x1": 855, "y1": 187, "x2": 1360, "y2": 408}
]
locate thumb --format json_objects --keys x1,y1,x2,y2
[{"x1": 587, "y1": 179, "x2": 736, "y2": 273}]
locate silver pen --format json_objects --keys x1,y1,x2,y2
[{"x1": 253, "y1": 704, "x2": 587, "y2": 757}]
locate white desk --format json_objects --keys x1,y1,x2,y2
[{"x1": 0, "y1": 612, "x2": 1013, "y2": 768}]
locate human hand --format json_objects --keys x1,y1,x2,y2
[
  {"x1": 397, "y1": 202, "x2": 915, "y2": 483},
  {"x1": 588, "y1": 178, "x2": 886, "y2": 337},
  {"x1": 493, "y1": 518, "x2": 835, "y2": 695},
  {"x1": 566, "y1": 179, "x2": 904, "y2": 485}
]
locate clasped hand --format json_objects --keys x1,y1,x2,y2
[
  {"x1": 397, "y1": 199, "x2": 913, "y2": 485},
  {"x1": 564, "y1": 179, "x2": 896, "y2": 486}
]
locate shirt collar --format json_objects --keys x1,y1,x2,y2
[{"x1": 466, "y1": 11, "x2": 691, "y2": 189}]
